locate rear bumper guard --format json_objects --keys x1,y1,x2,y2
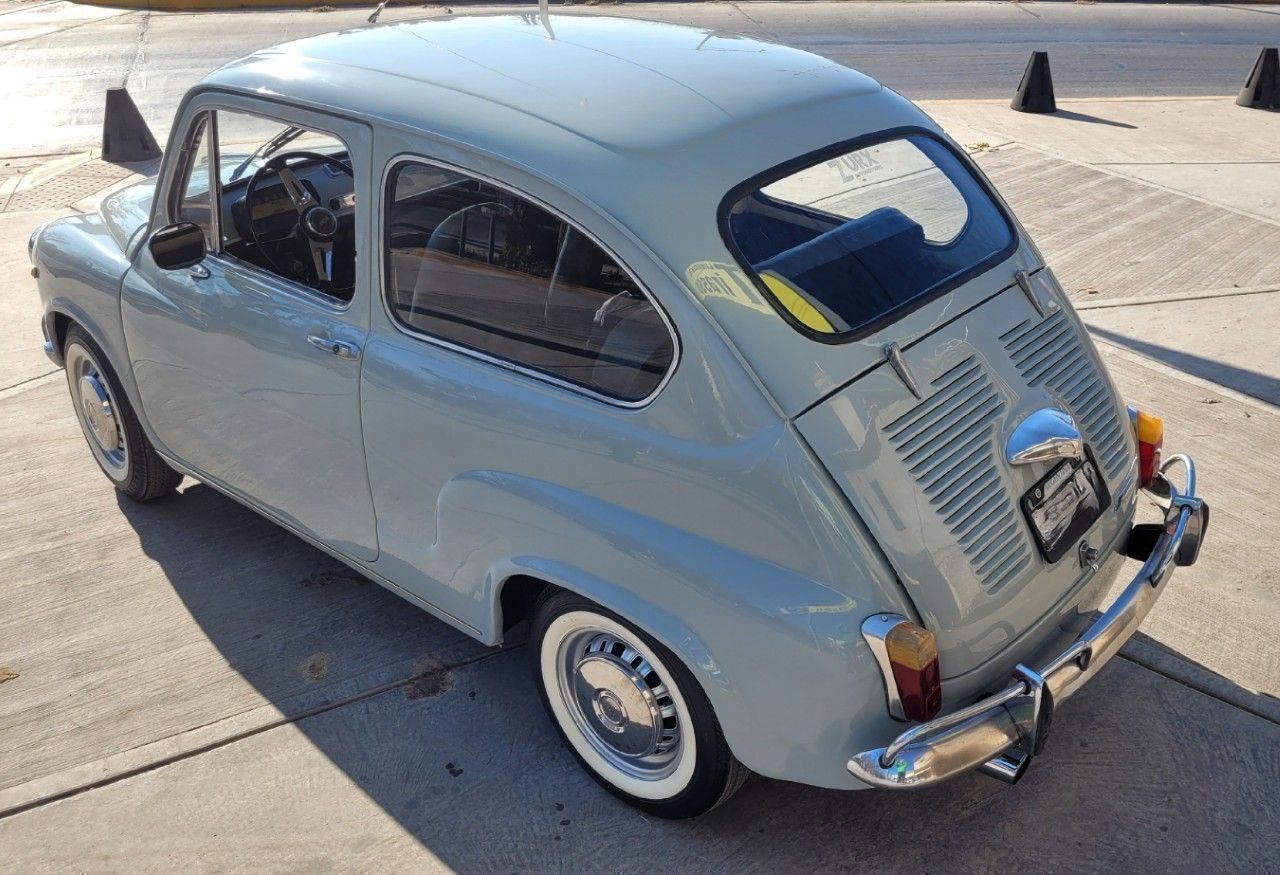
[{"x1": 848, "y1": 453, "x2": 1206, "y2": 790}]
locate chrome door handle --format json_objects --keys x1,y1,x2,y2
[
  {"x1": 188, "y1": 264, "x2": 211, "y2": 279},
  {"x1": 306, "y1": 335, "x2": 360, "y2": 360}
]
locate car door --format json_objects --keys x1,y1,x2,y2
[
  {"x1": 360, "y1": 148, "x2": 678, "y2": 627},
  {"x1": 121, "y1": 95, "x2": 378, "y2": 561}
]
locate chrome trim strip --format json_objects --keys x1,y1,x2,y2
[
  {"x1": 849, "y1": 453, "x2": 1202, "y2": 789},
  {"x1": 882, "y1": 341, "x2": 922, "y2": 399},
  {"x1": 860, "y1": 614, "x2": 911, "y2": 721},
  {"x1": 166, "y1": 111, "x2": 222, "y2": 252},
  {"x1": 375, "y1": 154, "x2": 681, "y2": 410}
]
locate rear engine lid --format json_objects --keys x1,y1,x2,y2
[{"x1": 795, "y1": 279, "x2": 1137, "y2": 678}]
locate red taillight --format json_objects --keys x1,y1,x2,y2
[
  {"x1": 1133, "y1": 409, "x2": 1164, "y2": 488},
  {"x1": 884, "y1": 622, "x2": 942, "y2": 722}
]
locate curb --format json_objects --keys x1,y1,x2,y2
[
  {"x1": 70, "y1": 0, "x2": 376, "y2": 7},
  {"x1": 1120, "y1": 637, "x2": 1280, "y2": 727},
  {"x1": 62, "y1": 0, "x2": 1280, "y2": 12}
]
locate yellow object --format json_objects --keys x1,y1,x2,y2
[
  {"x1": 1135, "y1": 410, "x2": 1164, "y2": 445},
  {"x1": 72, "y1": 0, "x2": 374, "y2": 8},
  {"x1": 884, "y1": 622, "x2": 938, "y2": 671},
  {"x1": 759, "y1": 272, "x2": 835, "y2": 334}
]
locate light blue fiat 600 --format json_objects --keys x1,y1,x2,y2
[{"x1": 29, "y1": 15, "x2": 1208, "y2": 817}]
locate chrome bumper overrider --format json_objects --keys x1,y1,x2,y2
[{"x1": 848, "y1": 453, "x2": 1205, "y2": 790}]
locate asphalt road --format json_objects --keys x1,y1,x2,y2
[{"x1": 3, "y1": 1, "x2": 1279, "y2": 157}]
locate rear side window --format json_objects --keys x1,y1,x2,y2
[
  {"x1": 384, "y1": 161, "x2": 675, "y2": 402},
  {"x1": 722, "y1": 133, "x2": 1015, "y2": 339}
]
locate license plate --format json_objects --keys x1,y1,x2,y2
[{"x1": 1021, "y1": 454, "x2": 1110, "y2": 563}]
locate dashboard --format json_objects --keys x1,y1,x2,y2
[
  {"x1": 224, "y1": 154, "x2": 355, "y2": 244},
  {"x1": 218, "y1": 152, "x2": 357, "y2": 293}
]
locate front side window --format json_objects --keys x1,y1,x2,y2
[
  {"x1": 170, "y1": 107, "x2": 358, "y2": 302},
  {"x1": 214, "y1": 110, "x2": 356, "y2": 301},
  {"x1": 723, "y1": 133, "x2": 1015, "y2": 338},
  {"x1": 384, "y1": 161, "x2": 675, "y2": 402},
  {"x1": 176, "y1": 114, "x2": 214, "y2": 249}
]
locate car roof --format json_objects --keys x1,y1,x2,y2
[
  {"x1": 203, "y1": 15, "x2": 946, "y2": 414},
  {"x1": 202, "y1": 15, "x2": 917, "y2": 209}
]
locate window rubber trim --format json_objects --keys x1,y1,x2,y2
[
  {"x1": 715, "y1": 126, "x2": 1020, "y2": 346},
  {"x1": 377, "y1": 153, "x2": 681, "y2": 409}
]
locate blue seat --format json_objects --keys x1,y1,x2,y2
[{"x1": 754, "y1": 207, "x2": 927, "y2": 330}]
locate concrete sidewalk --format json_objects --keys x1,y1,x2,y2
[
  {"x1": 1, "y1": 90, "x2": 1279, "y2": 869},
  {"x1": 925, "y1": 97, "x2": 1280, "y2": 226}
]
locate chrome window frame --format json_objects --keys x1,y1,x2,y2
[
  {"x1": 377, "y1": 154, "x2": 681, "y2": 409},
  {"x1": 169, "y1": 101, "x2": 360, "y2": 313},
  {"x1": 167, "y1": 109, "x2": 221, "y2": 251}
]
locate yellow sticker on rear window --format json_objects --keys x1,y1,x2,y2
[{"x1": 759, "y1": 272, "x2": 835, "y2": 334}]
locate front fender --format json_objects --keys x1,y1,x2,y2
[{"x1": 32, "y1": 215, "x2": 152, "y2": 425}]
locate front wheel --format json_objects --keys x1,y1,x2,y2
[
  {"x1": 530, "y1": 589, "x2": 748, "y2": 818},
  {"x1": 63, "y1": 324, "x2": 182, "y2": 502}
]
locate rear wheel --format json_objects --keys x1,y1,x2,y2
[
  {"x1": 530, "y1": 589, "x2": 747, "y2": 818},
  {"x1": 63, "y1": 325, "x2": 181, "y2": 502}
]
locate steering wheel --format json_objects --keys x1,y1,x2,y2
[{"x1": 245, "y1": 152, "x2": 354, "y2": 294}]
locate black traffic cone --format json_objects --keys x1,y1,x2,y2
[
  {"x1": 1011, "y1": 51, "x2": 1056, "y2": 114},
  {"x1": 1236, "y1": 48, "x2": 1279, "y2": 111},
  {"x1": 102, "y1": 87, "x2": 161, "y2": 163}
]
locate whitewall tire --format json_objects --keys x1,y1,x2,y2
[
  {"x1": 531, "y1": 589, "x2": 747, "y2": 818},
  {"x1": 63, "y1": 325, "x2": 182, "y2": 502}
]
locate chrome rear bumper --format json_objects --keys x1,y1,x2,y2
[{"x1": 848, "y1": 453, "x2": 1206, "y2": 790}]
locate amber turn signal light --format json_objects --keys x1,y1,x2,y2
[
  {"x1": 884, "y1": 622, "x2": 942, "y2": 723},
  {"x1": 1130, "y1": 408, "x2": 1164, "y2": 488}
]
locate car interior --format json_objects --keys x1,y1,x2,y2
[
  {"x1": 220, "y1": 136, "x2": 358, "y2": 300},
  {"x1": 176, "y1": 115, "x2": 674, "y2": 399},
  {"x1": 384, "y1": 166, "x2": 674, "y2": 400},
  {"x1": 724, "y1": 134, "x2": 1011, "y2": 338},
  {"x1": 729, "y1": 193, "x2": 928, "y2": 332},
  {"x1": 179, "y1": 115, "x2": 359, "y2": 301}
]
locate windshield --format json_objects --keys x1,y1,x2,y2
[{"x1": 722, "y1": 133, "x2": 1015, "y2": 338}]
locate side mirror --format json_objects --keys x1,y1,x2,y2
[{"x1": 149, "y1": 222, "x2": 206, "y2": 271}]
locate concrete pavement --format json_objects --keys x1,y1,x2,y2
[
  {"x1": 0, "y1": 645, "x2": 1274, "y2": 873},
  {"x1": 1, "y1": 5, "x2": 1279, "y2": 871}
]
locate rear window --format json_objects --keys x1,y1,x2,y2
[{"x1": 722, "y1": 133, "x2": 1015, "y2": 339}]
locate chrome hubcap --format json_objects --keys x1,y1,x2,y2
[
  {"x1": 78, "y1": 373, "x2": 120, "y2": 453},
  {"x1": 558, "y1": 631, "x2": 681, "y2": 780},
  {"x1": 66, "y1": 344, "x2": 128, "y2": 479}
]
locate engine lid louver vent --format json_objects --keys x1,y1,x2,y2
[{"x1": 885, "y1": 356, "x2": 1033, "y2": 593}]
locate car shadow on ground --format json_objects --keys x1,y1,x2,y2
[
  {"x1": 1088, "y1": 325, "x2": 1280, "y2": 407},
  {"x1": 116, "y1": 483, "x2": 1280, "y2": 872},
  {"x1": 1047, "y1": 110, "x2": 1139, "y2": 130}
]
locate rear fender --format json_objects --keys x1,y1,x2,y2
[{"x1": 431, "y1": 470, "x2": 902, "y2": 789}]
